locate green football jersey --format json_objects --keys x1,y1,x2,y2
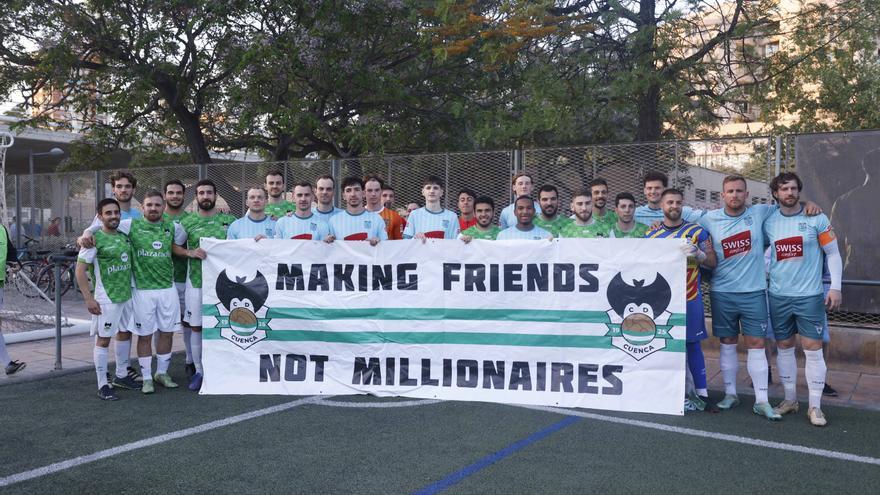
[
  {"x1": 558, "y1": 221, "x2": 605, "y2": 238},
  {"x1": 164, "y1": 211, "x2": 190, "y2": 283},
  {"x1": 77, "y1": 230, "x2": 133, "y2": 303},
  {"x1": 124, "y1": 218, "x2": 176, "y2": 290},
  {"x1": 610, "y1": 222, "x2": 649, "y2": 239},
  {"x1": 593, "y1": 210, "x2": 618, "y2": 227},
  {"x1": 533, "y1": 215, "x2": 572, "y2": 237},
  {"x1": 264, "y1": 201, "x2": 295, "y2": 220},
  {"x1": 460, "y1": 225, "x2": 501, "y2": 240},
  {"x1": 180, "y1": 212, "x2": 236, "y2": 288}
]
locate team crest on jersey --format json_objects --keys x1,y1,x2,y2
[
  {"x1": 152, "y1": 241, "x2": 163, "y2": 250},
  {"x1": 798, "y1": 222, "x2": 807, "y2": 232},
  {"x1": 442, "y1": 219, "x2": 450, "y2": 228},
  {"x1": 310, "y1": 222, "x2": 317, "y2": 231},
  {"x1": 364, "y1": 220, "x2": 372, "y2": 229},
  {"x1": 265, "y1": 228, "x2": 274, "y2": 236},
  {"x1": 120, "y1": 252, "x2": 129, "y2": 263},
  {"x1": 744, "y1": 216, "x2": 753, "y2": 226},
  {"x1": 213, "y1": 270, "x2": 272, "y2": 350},
  {"x1": 604, "y1": 272, "x2": 674, "y2": 361}
]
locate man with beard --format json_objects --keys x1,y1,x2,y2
[
  {"x1": 177, "y1": 180, "x2": 236, "y2": 391},
  {"x1": 275, "y1": 182, "x2": 330, "y2": 240},
  {"x1": 227, "y1": 188, "x2": 276, "y2": 240},
  {"x1": 609, "y1": 193, "x2": 648, "y2": 238},
  {"x1": 76, "y1": 199, "x2": 134, "y2": 400},
  {"x1": 381, "y1": 184, "x2": 397, "y2": 210},
  {"x1": 263, "y1": 170, "x2": 295, "y2": 220},
  {"x1": 404, "y1": 176, "x2": 460, "y2": 240},
  {"x1": 497, "y1": 196, "x2": 552, "y2": 240},
  {"x1": 499, "y1": 173, "x2": 542, "y2": 229},
  {"x1": 90, "y1": 171, "x2": 142, "y2": 384},
  {"x1": 163, "y1": 179, "x2": 195, "y2": 378},
  {"x1": 589, "y1": 178, "x2": 618, "y2": 227},
  {"x1": 533, "y1": 185, "x2": 572, "y2": 236},
  {"x1": 82, "y1": 191, "x2": 186, "y2": 393},
  {"x1": 558, "y1": 189, "x2": 602, "y2": 238},
  {"x1": 365, "y1": 176, "x2": 404, "y2": 240},
  {"x1": 459, "y1": 196, "x2": 501, "y2": 242},
  {"x1": 326, "y1": 177, "x2": 387, "y2": 245},
  {"x1": 646, "y1": 189, "x2": 718, "y2": 414},
  {"x1": 764, "y1": 172, "x2": 842, "y2": 427}
]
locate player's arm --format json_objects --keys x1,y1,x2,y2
[
  {"x1": 79, "y1": 219, "x2": 131, "y2": 248},
  {"x1": 820, "y1": 227, "x2": 843, "y2": 311},
  {"x1": 75, "y1": 249, "x2": 100, "y2": 315},
  {"x1": 370, "y1": 220, "x2": 389, "y2": 246},
  {"x1": 699, "y1": 235, "x2": 717, "y2": 268}
]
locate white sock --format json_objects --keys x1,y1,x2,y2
[
  {"x1": 115, "y1": 339, "x2": 131, "y2": 378},
  {"x1": 685, "y1": 364, "x2": 695, "y2": 395},
  {"x1": 804, "y1": 349, "x2": 826, "y2": 409},
  {"x1": 720, "y1": 343, "x2": 739, "y2": 396},
  {"x1": 183, "y1": 326, "x2": 193, "y2": 364},
  {"x1": 157, "y1": 353, "x2": 172, "y2": 375},
  {"x1": 696, "y1": 388, "x2": 708, "y2": 396},
  {"x1": 94, "y1": 346, "x2": 109, "y2": 389},
  {"x1": 0, "y1": 332, "x2": 11, "y2": 364},
  {"x1": 139, "y1": 356, "x2": 153, "y2": 381},
  {"x1": 747, "y1": 348, "x2": 770, "y2": 404},
  {"x1": 776, "y1": 347, "x2": 797, "y2": 401},
  {"x1": 191, "y1": 332, "x2": 203, "y2": 373},
  {"x1": 152, "y1": 333, "x2": 159, "y2": 354}
]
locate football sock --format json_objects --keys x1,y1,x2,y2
[
  {"x1": 804, "y1": 349, "x2": 826, "y2": 409},
  {"x1": 720, "y1": 343, "x2": 738, "y2": 395},
  {"x1": 776, "y1": 346, "x2": 797, "y2": 401},
  {"x1": 686, "y1": 341, "x2": 707, "y2": 391},
  {"x1": 183, "y1": 326, "x2": 193, "y2": 364},
  {"x1": 94, "y1": 346, "x2": 109, "y2": 389},
  {"x1": 0, "y1": 332, "x2": 11, "y2": 364},
  {"x1": 191, "y1": 332, "x2": 203, "y2": 374},
  {"x1": 139, "y1": 356, "x2": 153, "y2": 381},
  {"x1": 157, "y1": 353, "x2": 172, "y2": 375},
  {"x1": 747, "y1": 348, "x2": 769, "y2": 403},
  {"x1": 115, "y1": 338, "x2": 131, "y2": 379}
]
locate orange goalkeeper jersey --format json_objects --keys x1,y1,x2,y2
[{"x1": 377, "y1": 207, "x2": 405, "y2": 240}]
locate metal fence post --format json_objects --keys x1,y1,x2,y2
[
  {"x1": 673, "y1": 142, "x2": 680, "y2": 188},
  {"x1": 444, "y1": 153, "x2": 450, "y2": 210},
  {"x1": 775, "y1": 135, "x2": 782, "y2": 176},
  {"x1": 331, "y1": 159, "x2": 340, "y2": 208},
  {"x1": 14, "y1": 174, "x2": 22, "y2": 248},
  {"x1": 54, "y1": 259, "x2": 62, "y2": 370},
  {"x1": 198, "y1": 163, "x2": 208, "y2": 180}
]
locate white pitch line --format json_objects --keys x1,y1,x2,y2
[
  {"x1": 517, "y1": 404, "x2": 880, "y2": 466},
  {"x1": 0, "y1": 395, "x2": 326, "y2": 488},
  {"x1": 317, "y1": 398, "x2": 442, "y2": 408}
]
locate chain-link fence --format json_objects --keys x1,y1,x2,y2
[{"x1": 3, "y1": 133, "x2": 878, "y2": 329}]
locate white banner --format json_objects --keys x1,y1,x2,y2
[{"x1": 200, "y1": 238, "x2": 687, "y2": 415}]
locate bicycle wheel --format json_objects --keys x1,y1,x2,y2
[
  {"x1": 58, "y1": 262, "x2": 76, "y2": 297},
  {"x1": 35, "y1": 265, "x2": 57, "y2": 301},
  {"x1": 15, "y1": 261, "x2": 44, "y2": 298}
]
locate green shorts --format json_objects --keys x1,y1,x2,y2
[
  {"x1": 709, "y1": 290, "x2": 769, "y2": 338},
  {"x1": 768, "y1": 293, "x2": 826, "y2": 341}
]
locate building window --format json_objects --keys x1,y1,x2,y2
[
  {"x1": 710, "y1": 191, "x2": 721, "y2": 203},
  {"x1": 696, "y1": 189, "x2": 707, "y2": 202},
  {"x1": 752, "y1": 197, "x2": 759, "y2": 205},
  {"x1": 765, "y1": 42, "x2": 779, "y2": 57}
]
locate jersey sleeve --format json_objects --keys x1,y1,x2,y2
[
  {"x1": 499, "y1": 207, "x2": 511, "y2": 230},
  {"x1": 376, "y1": 217, "x2": 389, "y2": 241},
  {"x1": 316, "y1": 221, "x2": 329, "y2": 241},
  {"x1": 116, "y1": 219, "x2": 132, "y2": 235},
  {"x1": 815, "y1": 214, "x2": 834, "y2": 246},
  {"x1": 446, "y1": 215, "x2": 460, "y2": 239},
  {"x1": 683, "y1": 206, "x2": 705, "y2": 223},
  {"x1": 89, "y1": 215, "x2": 101, "y2": 229},
  {"x1": 77, "y1": 246, "x2": 96, "y2": 264},
  {"x1": 226, "y1": 221, "x2": 240, "y2": 240}
]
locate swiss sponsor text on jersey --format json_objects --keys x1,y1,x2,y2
[
  {"x1": 774, "y1": 236, "x2": 804, "y2": 261},
  {"x1": 721, "y1": 230, "x2": 751, "y2": 258}
]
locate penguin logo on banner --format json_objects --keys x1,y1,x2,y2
[
  {"x1": 604, "y1": 272, "x2": 674, "y2": 361},
  {"x1": 214, "y1": 270, "x2": 272, "y2": 349}
]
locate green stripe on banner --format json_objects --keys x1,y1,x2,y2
[{"x1": 202, "y1": 328, "x2": 686, "y2": 352}]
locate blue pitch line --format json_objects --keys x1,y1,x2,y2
[{"x1": 413, "y1": 415, "x2": 581, "y2": 495}]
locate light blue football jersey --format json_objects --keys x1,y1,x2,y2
[
  {"x1": 403, "y1": 207, "x2": 460, "y2": 239},
  {"x1": 226, "y1": 214, "x2": 275, "y2": 239},
  {"x1": 275, "y1": 214, "x2": 329, "y2": 240},
  {"x1": 763, "y1": 209, "x2": 834, "y2": 297},
  {"x1": 699, "y1": 204, "x2": 775, "y2": 293},
  {"x1": 328, "y1": 210, "x2": 388, "y2": 241},
  {"x1": 496, "y1": 224, "x2": 552, "y2": 240},
  {"x1": 634, "y1": 205, "x2": 703, "y2": 227},
  {"x1": 499, "y1": 201, "x2": 542, "y2": 230},
  {"x1": 312, "y1": 205, "x2": 343, "y2": 223}
]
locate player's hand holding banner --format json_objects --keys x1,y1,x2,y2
[{"x1": 199, "y1": 238, "x2": 688, "y2": 415}]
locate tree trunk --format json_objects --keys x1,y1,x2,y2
[
  {"x1": 633, "y1": 0, "x2": 662, "y2": 142},
  {"x1": 635, "y1": 83, "x2": 662, "y2": 141},
  {"x1": 173, "y1": 108, "x2": 213, "y2": 164}
]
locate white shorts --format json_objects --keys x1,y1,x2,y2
[
  {"x1": 133, "y1": 287, "x2": 182, "y2": 335},
  {"x1": 90, "y1": 300, "x2": 133, "y2": 338},
  {"x1": 175, "y1": 282, "x2": 187, "y2": 322},
  {"x1": 183, "y1": 279, "x2": 203, "y2": 327}
]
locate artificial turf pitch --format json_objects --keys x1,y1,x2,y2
[{"x1": 1, "y1": 356, "x2": 878, "y2": 494}]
